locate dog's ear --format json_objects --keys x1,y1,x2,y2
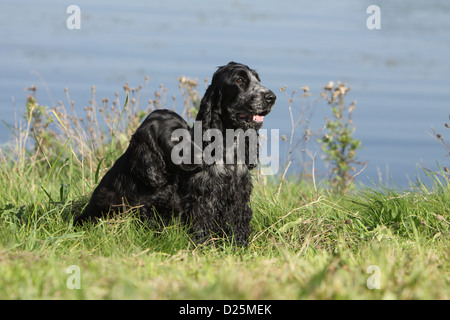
[
  {"x1": 196, "y1": 83, "x2": 222, "y2": 133},
  {"x1": 129, "y1": 128, "x2": 168, "y2": 188},
  {"x1": 246, "y1": 134, "x2": 259, "y2": 170}
]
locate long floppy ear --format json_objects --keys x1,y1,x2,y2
[
  {"x1": 195, "y1": 84, "x2": 222, "y2": 133},
  {"x1": 246, "y1": 132, "x2": 259, "y2": 170}
]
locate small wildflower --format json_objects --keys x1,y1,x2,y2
[
  {"x1": 338, "y1": 86, "x2": 347, "y2": 95},
  {"x1": 324, "y1": 81, "x2": 334, "y2": 91}
]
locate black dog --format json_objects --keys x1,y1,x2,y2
[
  {"x1": 74, "y1": 109, "x2": 199, "y2": 226},
  {"x1": 75, "y1": 62, "x2": 276, "y2": 246},
  {"x1": 181, "y1": 62, "x2": 276, "y2": 245}
]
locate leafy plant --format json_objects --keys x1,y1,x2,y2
[
  {"x1": 25, "y1": 91, "x2": 55, "y2": 155},
  {"x1": 320, "y1": 81, "x2": 365, "y2": 192}
]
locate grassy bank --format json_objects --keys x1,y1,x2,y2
[
  {"x1": 0, "y1": 177, "x2": 448, "y2": 299},
  {"x1": 0, "y1": 83, "x2": 448, "y2": 300}
]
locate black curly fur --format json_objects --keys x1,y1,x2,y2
[
  {"x1": 74, "y1": 62, "x2": 276, "y2": 247},
  {"x1": 73, "y1": 109, "x2": 199, "y2": 226},
  {"x1": 181, "y1": 62, "x2": 276, "y2": 245}
]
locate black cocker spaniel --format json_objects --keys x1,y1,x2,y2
[{"x1": 75, "y1": 62, "x2": 276, "y2": 246}]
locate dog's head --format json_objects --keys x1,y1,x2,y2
[{"x1": 196, "y1": 62, "x2": 276, "y2": 131}]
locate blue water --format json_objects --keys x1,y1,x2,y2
[{"x1": 1, "y1": 0, "x2": 449, "y2": 187}]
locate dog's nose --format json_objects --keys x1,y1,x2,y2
[{"x1": 264, "y1": 91, "x2": 276, "y2": 104}]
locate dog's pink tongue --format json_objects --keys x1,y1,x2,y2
[{"x1": 252, "y1": 115, "x2": 264, "y2": 123}]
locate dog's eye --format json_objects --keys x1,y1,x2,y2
[{"x1": 236, "y1": 77, "x2": 246, "y2": 85}]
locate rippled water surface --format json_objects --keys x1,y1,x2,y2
[{"x1": 1, "y1": 0, "x2": 449, "y2": 187}]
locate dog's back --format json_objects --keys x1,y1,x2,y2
[{"x1": 74, "y1": 109, "x2": 197, "y2": 225}]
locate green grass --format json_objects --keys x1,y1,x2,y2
[
  {"x1": 0, "y1": 175, "x2": 448, "y2": 299},
  {"x1": 0, "y1": 84, "x2": 448, "y2": 300}
]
